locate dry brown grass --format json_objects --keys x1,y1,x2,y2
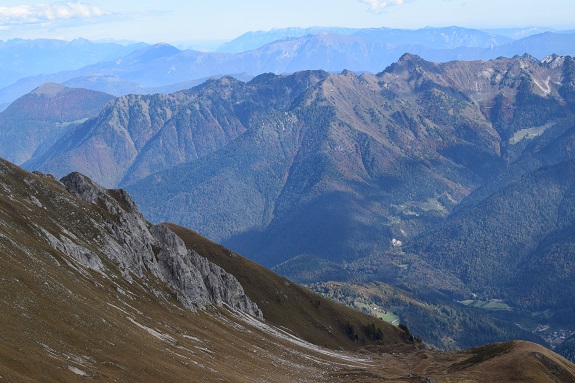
[
  {"x1": 164, "y1": 222, "x2": 406, "y2": 350},
  {"x1": 1, "y1": 159, "x2": 574, "y2": 382}
]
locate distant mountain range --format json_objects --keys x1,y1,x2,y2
[
  {"x1": 1, "y1": 26, "x2": 575, "y2": 107},
  {"x1": 217, "y1": 26, "x2": 564, "y2": 53},
  {"x1": 0, "y1": 38, "x2": 147, "y2": 87},
  {"x1": 0, "y1": 38, "x2": 144, "y2": 105},
  {"x1": 216, "y1": 26, "x2": 361, "y2": 53}
]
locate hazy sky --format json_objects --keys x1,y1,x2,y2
[{"x1": 1, "y1": 0, "x2": 574, "y2": 46}]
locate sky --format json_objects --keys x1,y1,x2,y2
[{"x1": 0, "y1": 0, "x2": 574, "y2": 48}]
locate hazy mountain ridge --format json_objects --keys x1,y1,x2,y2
[
  {"x1": 218, "y1": 26, "x2": 513, "y2": 54},
  {"x1": 216, "y1": 26, "x2": 361, "y2": 53},
  {"x1": 0, "y1": 38, "x2": 146, "y2": 90},
  {"x1": 1, "y1": 27, "x2": 574, "y2": 108}
]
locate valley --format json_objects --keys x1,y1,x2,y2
[
  {"x1": 307, "y1": 279, "x2": 575, "y2": 354},
  {"x1": 5, "y1": 52, "x2": 575, "y2": 356},
  {"x1": 1, "y1": 17, "x2": 575, "y2": 379},
  {"x1": 0, "y1": 158, "x2": 574, "y2": 382}
]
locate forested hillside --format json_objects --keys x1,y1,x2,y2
[{"x1": 21, "y1": 54, "x2": 575, "y2": 352}]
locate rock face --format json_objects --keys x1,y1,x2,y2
[{"x1": 59, "y1": 171, "x2": 262, "y2": 318}]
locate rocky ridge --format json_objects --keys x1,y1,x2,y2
[
  {"x1": 0, "y1": 159, "x2": 262, "y2": 318},
  {"x1": 58, "y1": 171, "x2": 262, "y2": 317}
]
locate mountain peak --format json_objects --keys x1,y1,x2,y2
[
  {"x1": 379, "y1": 53, "x2": 430, "y2": 76},
  {"x1": 31, "y1": 82, "x2": 68, "y2": 97},
  {"x1": 542, "y1": 53, "x2": 567, "y2": 68},
  {"x1": 126, "y1": 42, "x2": 181, "y2": 63},
  {"x1": 398, "y1": 52, "x2": 424, "y2": 63},
  {"x1": 340, "y1": 69, "x2": 356, "y2": 77},
  {"x1": 60, "y1": 171, "x2": 141, "y2": 217}
]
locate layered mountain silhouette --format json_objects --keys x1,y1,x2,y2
[
  {"x1": 2, "y1": 27, "x2": 575, "y2": 107},
  {"x1": 26, "y1": 54, "x2": 575, "y2": 265}
]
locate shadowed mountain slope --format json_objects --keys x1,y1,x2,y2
[
  {"x1": 131, "y1": 54, "x2": 573, "y2": 266},
  {"x1": 407, "y1": 141, "x2": 575, "y2": 313}
]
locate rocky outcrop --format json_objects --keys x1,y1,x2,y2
[{"x1": 59, "y1": 171, "x2": 262, "y2": 318}]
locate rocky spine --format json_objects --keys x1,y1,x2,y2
[{"x1": 59, "y1": 171, "x2": 262, "y2": 318}]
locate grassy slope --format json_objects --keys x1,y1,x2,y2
[
  {"x1": 1, "y1": 160, "x2": 575, "y2": 382},
  {"x1": 0, "y1": 164, "x2": 336, "y2": 382},
  {"x1": 0, "y1": 232, "x2": 371, "y2": 383},
  {"x1": 0, "y1": 160, "x2": 401, "y2": 382},
  {"x1": 164, "y1": 222, "x2": 406, "y2": 349}
]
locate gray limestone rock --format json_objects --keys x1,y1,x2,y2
[{"x1": 59, "y1": 171, "x2": 262, "y2": 318}]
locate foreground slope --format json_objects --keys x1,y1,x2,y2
[
  {"x1": 0, "y1": 157, "x2": 403, "y2": 381},
  {"x1": 1, "y1": 158, "x2": 575, "y2": 381}
]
